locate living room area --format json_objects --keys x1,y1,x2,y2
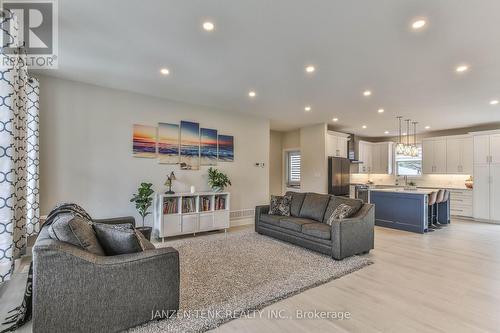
[{"x1": 1, "y1": 1, "x2": 500, "y2": 332}]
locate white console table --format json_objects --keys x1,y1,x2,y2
[{"x1": 153, "y1": 191, "x2": 230, "y2": 240}]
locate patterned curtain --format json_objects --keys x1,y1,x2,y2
[{"x1": 0, "y1": 10, "x2": 40, "y2": 282}]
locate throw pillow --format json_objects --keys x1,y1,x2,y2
[
  {"x1": 269, "y1": 194, "x2": 291, "y2": 216},
  {"x1": 135, "y1": 230, "x2": 156, "y2": 251},
  {"x1": 326, "y1": 203, "x2": 353, "y2": 225},
  {"x1": 48, "y1": 213, "x2": 82, "y2": 246},
  {"x1": 93, "y1": 223, "x2": 143, "y2": 255},
  {"x1": 68, "y1": 217, "x2": 105, "y2": 255}
]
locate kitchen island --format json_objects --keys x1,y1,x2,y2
[{"x1": 369, "y1": 188, "x2": 450, "y2": 233}]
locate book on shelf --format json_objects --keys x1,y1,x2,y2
[
  {"x1": 182, "y1": 197, "x2": 196, "y2": 213},
  {"x1": 215, "y1": 196, "x2": 226, "y2": 210},
  {"x1": 163, "y1": 198, "x2": 178, "y2": 214},
  {"x1": 200, "y1": 197, "x2": 211, "y2": 212}
]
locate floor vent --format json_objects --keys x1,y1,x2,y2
[{"x1": 230, "y1": 209, "x2": 255, "y2": 220}]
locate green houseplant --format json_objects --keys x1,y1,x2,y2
[
  {"x1": 207, "y1": 167, "x2": 231, "y2": 192},
  {"x1": 130, "y1": 182, "x2": 154, "y2": 227}
]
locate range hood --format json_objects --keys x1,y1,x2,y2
[{"x1": 347, "y1": 134, "x2": 363, "y2": 164}]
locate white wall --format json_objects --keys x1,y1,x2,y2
[
  {"x1": 300, "y1": 123, "x2": 328, "y2": 193},
  {"x1": 269, "y1": 131, "x2": 283, "y2": 196},
  {"x1": 38, "y1": 75, "x2": 270, "y2": 226}
]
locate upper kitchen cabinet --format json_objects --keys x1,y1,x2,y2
[
  {"x1": 446, "y1": 136, "x2": 473, "y2": 174},
  {"x1": 422, "y1": 138, "x2": 447, "y2": 174},
  {"x1": 357, "y1": 141, "x2": 393, "y2": 174},
  {"x1": 326, "y1": 131, "x2": 349, "y2": 158}
]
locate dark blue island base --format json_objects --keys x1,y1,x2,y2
[{"x1": 369, "y1": 189, "x2": 450, "y2": 234}]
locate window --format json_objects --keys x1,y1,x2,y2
[
  {"x1": 396, "y1": 144, "x2": 422, "y2": 176},
  {"x1": 286, "y1": 151, "x2": 301, "y2": 187}
]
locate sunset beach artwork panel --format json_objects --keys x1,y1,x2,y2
[
  {"x1": 180, "y1": 121, "x2": 200, "y2": 170},
  {"x1": 200, "y1": 128, "x2": 218, "y2": 166},
  {"x1": 218, "y1": 134, "x2": 234, "y2": 162},
  {"x1": 133, "y1": 124, "x2": 157, "y2": 158},
  {"x1": 158, "y1": 122, "x2": 179, "y2": 164}
]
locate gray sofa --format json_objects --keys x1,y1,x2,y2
[
  {"x1": 32, "y1": 217, "x2": 180, "y2": 333},
  {"x1": 255, "y1": 192, "x2": 374, "y2": 260}
]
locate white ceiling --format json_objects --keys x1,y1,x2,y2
[{"x1": 38, "y1": 0, "x2": 500, "y2": 136}]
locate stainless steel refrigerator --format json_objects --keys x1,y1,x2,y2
[{"x1": 328, "y1": 157, "x2": 351, "y2": 196}]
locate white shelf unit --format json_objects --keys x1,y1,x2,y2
[{"x1": 154, "y1": 192, "x2": 230, "y2": 239}]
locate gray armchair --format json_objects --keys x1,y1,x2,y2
[{"x1": 32, "y1": 217, "x2": 180, "y2": 333}]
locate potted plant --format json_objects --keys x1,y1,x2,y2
[
  {"x1": 207, "y1": 167, "x2": 231, "y2": 192},
  {"x1": 130, "y1": 182, "x2": 154, "y2": 239}
]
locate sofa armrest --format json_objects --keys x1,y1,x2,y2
[
  {"x1": 32, "y1": 239, "x2": 179, "y2": 333},
  {"x1": 93, "y1": 216, "x2": 136, "y2": 227},
  {"x1": 255, "y1": 205, "x2": 270, "y2": 231},
  {"x1": 330, "y1": 204, "x2": 375, "y2": 260}
]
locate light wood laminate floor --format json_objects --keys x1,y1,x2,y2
[
  {"x1": 1, "y1": 219, "x2": 499, "y2": 333},
  {"x1": 215, "y1": 219, "x2": 500, "y2": 333}
]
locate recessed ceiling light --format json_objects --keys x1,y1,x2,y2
[
  {"x1": 363, "y1": 90, "x2": 372, "y2": 97},
  {"x1": 490, "y1": 100, "x2": 499, "y2": 105},
  {"x1": 362, "y1": 125, "x2": 367, "y2": 129},
  {"x1": 456, "y1": 65, "x2": 469, "y2": 73},
  {"x1": 248, "y1": 91, "x2": 256, "y2": 97},
  {"x1": 425, "y1": 126, "x2": 430, "y2": 130},
  {"x1": 403, "y1": 132, "x2": 407, "y2": 136},
  {"x1": 412, "y1": 19, "x2": 427, "y2": 30},
  {"x1": 202, "y1": 21, "x2": 215, "y2": 31},
  {"x1": 332, "y1": 118, "x2": 338, "y2": 122},
  {"x1": 378, "y1": 108, "x2": 384, "y2": 113},
  {"x1": 384, "y1": 131, "x2": 389, "y2": 134},
  {"x1": 160, "y1": 68, "x2": 170, "y2": 75},
  {"x1": 305, "y1": 65, "x2": 315, "y2": 73},
  {"x1": 304, "y1": 106, "x2": 311, "y2": 112}
]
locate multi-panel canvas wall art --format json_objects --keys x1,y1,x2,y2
[
  {"x1": 180, "y1": 121, "x2": 200, "y2": 170},
  {"x1": 200, "y1": 128, "x2": 218, "y2": 166},
  {"x1": 158, "y1": 122, "x2": 179, "y2": 164},
  {"x1": 132, "y1": 124, "x2": 157, "y2": 158},
  {"x1": 218, "y1": 135, "x2": 234, "y2": 162}
]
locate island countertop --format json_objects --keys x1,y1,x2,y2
[{"x1": 369, "y1": 188, "x2": 437, "y2": 195}]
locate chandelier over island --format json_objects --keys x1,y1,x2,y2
[{"x1": 396, "y1": 116, "x2": 419, "y2": 157}]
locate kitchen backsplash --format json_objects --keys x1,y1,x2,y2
[{"x1": 350, "y1": 173, "x2": 471, "y2": 189}]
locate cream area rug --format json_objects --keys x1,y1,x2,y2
[{"x1": 129, "y1": 227, "x2": 372, "y2": 333}]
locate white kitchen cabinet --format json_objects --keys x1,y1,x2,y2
[
  {"x1": 422, "y1": 138, "x2": 447, "y2": 174},
  {"x1": 446, "y1": 136, "x2": 473, "y2": 174},
  {"x1": 472, "y1": 132, "x2": 500, "y2": 222},
  {"x1": 326, "y1": 131, "x2": 348, "y2": 158},
  {"x1": 449, "y1": 189, "x2": 473, "y2": 217},
  {"x1": 357, "y1": 141, "x2": 393, "y2": 174},
  {"x1": 358, "y1": 141, "x2": 372, "y2": 173}
]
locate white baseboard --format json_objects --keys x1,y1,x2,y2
[
  {"x1": 472, "y1": 218, "x2": 500, "y2": 225},
  {"x1": 230, "y1": 217, "x2": 254, "y2": 227}
]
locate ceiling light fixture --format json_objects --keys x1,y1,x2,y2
[
  {"x1": 160, "y1": 68, "x2": 170, "y2": 75},
  {"x1": 363, "y1": 90, "x2": 372, "y2": 97},
  {"x1": 425, "y1": 126, "x2": 430, "y2": 129},
  {"x1": 202, "y1": 21, "x2": 215, "y2": 31},
  {"x1": 248, "y1": 91, "x2": 256, "y2": 97},
  {"x1": 304, "y1": 106, "x2": 311, "y2": 112},
  {"x1": 305, "y1": 65, "x2": 315, "y2": 73},
  {"x1": 384, "y1": 131, "x2": 389, "y2": 134},
  {"x1": 362, "y1": 125, "x2": 367, "y2": 129},
  {"x1": 332, "y1": 118, "x2": 338, "y2": 122},
  {"x1": 456, "y1": 65, "x2": 469, "y2": 73},
  {"x1": 490, "y1": 100, "x2": 499, "y2": 105},
  {"x1": 378, "y1": 108, "x2": 385, "y2": 113},
  {"x1": 412, "y1": 19, "x2": 427, "y2": 30}
]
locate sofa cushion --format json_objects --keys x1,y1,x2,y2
[
  {"x1": 260, "y1": 214, "x2": 282, "y2": 226},
  {"x1": 269, "y1": 194, "x2": 292, "y2": 216},
  {"x1": 285, "y1": 191, "x2": 306, "y2": 217},
  {"x1": 280, "y1": 217, "x2": 314, "y2": 232},
  {"x1": 68, "y1": 216, "x2": 105, "y2": 255},
  {"x1": 135, "y1": 230, "x2": 156, "y2": 251},
  {"x1": 299, "y1": 193, "x2": 330, "y2": 222},
  {"x1": 323, "y1": 196, "x2": 364, "y2": 223},
  {"x1": 93, "y1": 223, "x2": 143, "y2": 255},
  {"x1": 302, "y1": 223, "x2": 331, "y2": 240}
]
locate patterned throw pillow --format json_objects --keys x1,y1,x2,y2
[
  {"x1": 326, "y1": 203, "x2": 353, "y2": 225},
  {"x1": 269, "y1": 194, "x2": 292, "y2": 216}
]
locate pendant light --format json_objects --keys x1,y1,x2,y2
[
  {"x1": 411, "y1": 122, "x2": 419, "y2": 157},
  {"x1": 404, "y1": 119, "x2": 412, "y2": 156},
  {"x1": 396, "y1": 116, "x2": 404, "y2": 154}
]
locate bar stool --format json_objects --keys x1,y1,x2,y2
[
  {"x1": 433, "y1": 189, "x2": 447, "y2": 227},
  {"x1": 438, "y1": 190, "x2": 450, "y2": 226},
  {"x1": 427, "y1": 191, "x2": 439, "y2": 232}
]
